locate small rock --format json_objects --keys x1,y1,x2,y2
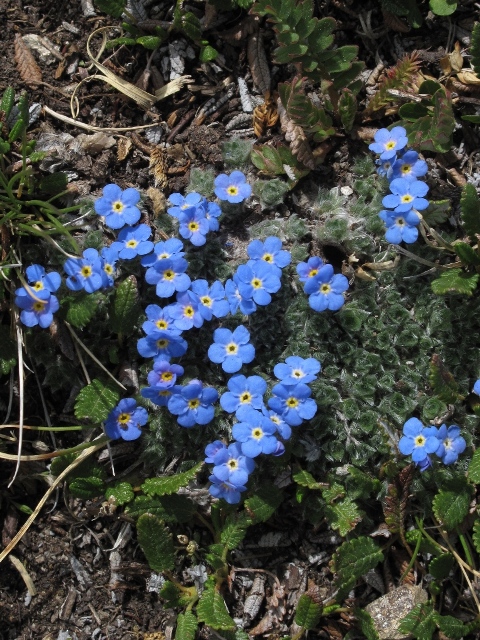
[
  {"x1": 340, "y1": 186, "x2": 353, "y2": 196},
  {"x1": 364, "y1": 584, "x2": 428, "y2": 639}
]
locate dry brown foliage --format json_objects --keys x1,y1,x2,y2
[{"x1": 14, "y1": 34, "x2": 42, "y2": 86}]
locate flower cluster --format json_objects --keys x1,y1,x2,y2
[
  {"x1": 370, "y1": 126, "x2": 429, "y2": 245},
  {"x1": 204, "y1": 354, "x2": 320, "y2": 503},
  {"x1": 398, "y1": 417, "x2": 466, "y2": 470},
  {"x1": 296, "y1": 256, "x2": 349, "y2": 311},
  {"x1": 167, "y1": 192, "x2": 221, "y2": 246},
  {"x1": 14, "y1": 265, "x2": 61, "y2": 328}
]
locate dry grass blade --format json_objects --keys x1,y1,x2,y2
[
  {"x1": 14, "y1": 33, "x2": 42, "y2": 86},
  {"x1": 247, "y1": 32, "x2": 271, "y2": 96},
  {"x1": 277, "y1": 100, "x2": 315, "y2": 169},
  {"x1": 9, "y1": 554, "x2": 37, "y2": 595}
]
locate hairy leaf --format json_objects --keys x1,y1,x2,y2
[
  {"x1": 429, "y1": 553, "x2": 454, "y2": 580},
  {"x1": 125, "y1": 495, "x2": 167, "y2": 519},
  {"x1": 65, "y1": 292, "x2": 101, "y2": 328},
  {"x1": 74, "y1": 378, "x2": 120, "y2": 424},
  {"x1": 366, "y1": 53, "x2": 420, "y2": 113},
  {"x1": 332, "y1": 537, "x2": 383, "y2": 598},
  {"x1": 110, "y1": 275, "x2": 141, "y2": 335},
  {"x1": 404, "y1": 87, "x2": 454, "y2": 153},
  {"x1": 94, "y1": 0, "x2": 126, "y2": 18},
  {"x1": 431, "y1": 268, "x2": 479, "y2": 296},
  {"x1": 141, "y1": 462, "x2": 203, "y2": 496},
  {"x1": 244, "y1": 484, "x2": 283, "y2": 523},
  {"x1": 471, "y1": 22, "x2": 480, "y2": 77},
  {"x1": 220, "y1": 514, "x2": 249, "y2": 550},
  {"x1": 338, "y1": 89, "x2": 356, "y2": 132},
  {"x1": 429, "y1": 354, "x2": 462, "y2": 403},
  {"x1": 435, "y1": 614, "x2": 480, "y2": 639},
  {"x1": 175, "y1": 611, "x2": 198, "y2": 640},
  {"x1": 432, "y1": 483, "x2": 471, "y2": 530},
  {"x1": 355, "y1": 608, "x2": 380, "y2": 640},
  {"x1": 137, "y1": 513, "x2": 175, "y2": 572},
  {"x1": 468, "y1": 448, "x2": 480, "y2": 483},
  {"x1": 398, "y1": 602, "x2": 436, "y2": 640},
  {"x1": 472, "y1": 519, "x2": 480, "y2": 554},
  {"x1": 324, "y1": 496, "x2": 362, "y2": 536},
  {"x1": 294, "y1": 592, "x2": 322, "y2": 629},
  {"x1": 460, "y1": 183, "x2": 480, "y2": 240},
  {"x1": 293, "y1": 468, "x2": 326, "y2": 490},
  {"x1": 105, "y1": 482, "x2": 135, "y2": 506},
  {"x1": 197, "y1": 579, "x2": 236, "y2": 630},
  {"x1": 453, "y1": 242, "x2": 480, "y2": 266},
  {"x1": 69, "y1": 476, "x2": 105, "y2": 499}
]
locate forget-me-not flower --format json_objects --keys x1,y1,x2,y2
[
  {"x1": 24, "y1": 264, "x2": 61, "y2": 293},
  {"x1": 382, "y1": 178, "x2": 429, "y2": 213},
  {"x1": 398, "y1": 417, "x2": 440, "y2": 465},
  {"x1": 94, "y1": 184, "x2": 141, "y2": 229},
  {"x1": 274, "y1": 356, "x2": 321, "y2": 386},
  {"x1": 303, "y1": 264, "x2": 349, "y2": 312},
  {"x1": 167, "y1": 192, "x2": 203, "y2": 219},
  {"x1": 379, "y1": 209, "x2": 421, "y2": 244},
  {"x1": 232, "y1": 407, "x2": 279, "y2": 457},
  {"x1": 208, "y1": 325, "x2": 255, "y2": 373},
  {"x1": 110, "y1": 224, "x2": 154, "y2": 260},
  {"x1": 145, "y1": 258, "x2": 191, "y2": 298},
  {"x1": 142, "y1": 304, "x2": 179, "y2": 336},
  {"x1": 220, "y1": 374, "x2": 267, "y2": 415},
  {"x1": 268, "y1": 383, "x2": 317, "y2": 426},
  {"x1": 369, "y1": 126, "x2": 408, "y2": 160},
  {"x1": 434, "y1": 424, "x2": 466, "y2": 465},
  {"x1": 167, "y1": 381, "x2": 218, "y2": 427},
  {"x1": 100, "y1": 246, "x2": 119, "y2": 288},
  {"x1": 147, "y1": 359, "x2": 184, "y2": 388},
  {"x1": 64, "y1": 248, "x2": 103, "y2": 293},
  {"x1": 247, "y1": 237, "x2": 291, "y2": 276},
  {"x1": 235, "y1": 261, "x2": 281, "y2": 306},
  {"x1": 15, "y1": 288, "x2": 59, "y2": 328},
  {"x1": 104, "y1": 398, "x2": 148, "y2": 441},
  {"x1": 208, "y1": 475, "x2": 247, "y2": 504},
  {"x1": 225, "y1": 278, "x2": 256, "y2": 316},
  {"x1": 214, "y1": 171, "x2": 251, "y2": 203},
  {"x1": 191, "y1": 279, "x2": 229, "y2": 320},
  {"x1": 137, "y1": 331, "x2": 188, "y2": 360},
  {"x1": 211, "y1": 442, "x2": 255, "y2": 487},
  {"x1": 141, "y1": 238, "x2": 185, "y2": 268},
  {"x1": 296, "y1": 256, "x2": 324, "y2": 283},
  {"x1": 391, "y1": 150, "x2": 428, "y2": 181},
  {"x1": 169, "y1": 290, "x2": 203, "y2": 330}
]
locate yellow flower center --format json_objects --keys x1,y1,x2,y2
[
  {"x1": 444, "y1": 438, "x2": 452, "y2": 449},
  {"x1": 159, "y1": 253, "x2": 169, "y2": 259},
  {"x1": 163, "y1": 269, "x2": 175, "y2": 280},
  {"x1": 320, "y1": 283, "x2": 331, "y2": 294},
  {"x1": 188, "y1": 222, "x2": 199, "y2": 232},
  {"x1": 226, "y1": 342, "x2": 238, "y2": 354},
  {"x1": 161, "y1": 371, "x2": 173, "y2": 382},
  {"x1": 33, "y1": 281, "x2": 43, "y2": 291},
  {"x1": 292, "y1": 369, "x2": 304, "y2": 378},
  {"x1": 397, "y1": 217, "x2": 406, "y2": 227},
  {"x1": 156, "y1": 338, "x2": 169, "y2": 349},
  {"x1": 414, "y1": 435, "x2": 425, "y2": 447},
  {"x1": 385, "y1": 141, "x2": 396, "y2": 150},
  {"x1": 251, "y1": 278, "x2": 262, "y2": 289},
  {"x1": 104, "y1": 264, "x2": 113, "y2": 275},
  {"x1": 309, "y1": 269, "x2": 318, "y2": 278},
  {"x1": 33, "y1": 301, "x2": 45, "y2": 312},
  {"x1": 81, "y1": 266, "x2": 92, "y2": 278},
  {"x1": 227, "y1": 186, "x2": 239, "y2": 196},
  {"x1": 252, "y1": 428, "x2": 263, "y2": 439},
  {"x1": 287, "y1": 397, "x2": 298, "y2": 408},
  {"x1": 184, "y1": 306, "x2": 194, "y2": 317},
  {"x1": 227, "y1": 459, "x2": 238, "y2": 470},
  {"x1": 118, "y1": 412, "x2": 130, "y2": 425},
  {"x1": 156, "y1": 319, "x2": 168, "y2": 330},
  {"x1": 159, "y1": 390, "x2": 171, "y2": 397},
  {"x1": 126, "y1": 239, "x2": 138, "y2": 248},
  {"x1": 188, "y1": 399, "x2": 200, "y2": 410},
  {"x1": 401, "y1": 165, "x2": 412, "y2": 174},
  {"x1": 112, "y1": 201, "x2": 124, "y2": 213},
  {"x1": 401, "y1": 194, "x2": 413, "y2": 204},
  {"x1": 270, "y1": 415, "x2": 280, "y2": 424},
  {"x1": 240, "y1": 392, "x2": 252, "y2": 404},
  {"x1": 263, "y1": 253, "x2": 273, "y2": 263},
  {"x1": 201, "y1": 296, "x2": 212, "y2": 307}
]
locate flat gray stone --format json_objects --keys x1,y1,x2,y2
[{"x1": 364, "y1": 585, "x2": 428, "y2": 640}]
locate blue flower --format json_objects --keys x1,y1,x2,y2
[
  {"x1": 141, "y1": 238, "x2": 185, "y2": 268},
  {"x1": 191, "y1": 279, "x2": 229, "y2": 320},
  {"x1": 247, "y1": 237, "x2": 291, "y2": 276},
  {"x1": 208, "y1": 325, "x2": 255, "y2": 373},
  {"x1": 303, "y1": 264, "x2": 349, "y2": 312},
  {"x1": 434, "y1": 424, "x2": 466, "y2": 465},
  {"x1": 224, "y1": 278, "x2": 256, "y2": 316},
  {"x1": 104, "y1": 398, "x2": 148, "y2": 441},
  {"x1": 178, "y1": 207, "x2": 210, "y2": 246},
  {"x1": 376, "y1": 158, "x2": 394, "y2": 179},
  {"x1": 137, "y1": 331, "x2": 188, "y2": 360},
  {"x1": 205, "y1": 440, "x2": 227, "y2": 464},
  {"x1": 110, "y1": 224, "x2": 154, "y2": 260},
  {"x1": 15, "y1": 288, "x2": 59, "y2": 328},
  {"x1": 382, "y1": 177, "x2": 429, "y2": 213},
  {"x1": 94, "y1": 184, "x2": 141, "y2": 229},
  {"x1": 391, "y1": 150, "x2": 428, "y2": 181},
  {"x1": 369, "y1": 126, "x2": 408, "y2": 161},
  {"x1": 235, "y1": 261, "x2": 281, "y2": 306},
  {"x1": 24, "y1": 264, "x2": 61, "y2": 293},
  {"x1": 211, "y1": 442, "x2": 255, "y2": 487},
  {"x1": 379, "y1": 209, "x2": 421, "y2": 244},
  {"x1": 64, "y1": 248, "x2": 103, "y2": 293},
  {"x1": 268, "y1": 383, "x2": 317, "y2": 426},
  {"x1": 167, "y1": 192, "x2": 203, "y2": 219},
  {"x1": 168, "y1": 290, "x2": 203, "y2": 330},
  {"x1": 274, "y1": 356, "x2": 321, "y2": 386},
  {"x1": 398, "y1": 418, "x2": 440, "y2": 465},
  {"x1": 261, "y1": 406, "x2": 292, "y2": 440},
  {"x1": 220, "y1": 374, "x2": 267, "y2": 415},
  {"x1": 145, "y1": 258, "x2": 191, "y2": 298},
  {"x1": 296, "y1": 256, "x2": 324, "y2": 283},
  {"x1": 232, "y1": 408, "x2": 279, "y2": 457},
  {"x1": 142, "y1": 304, "x2": 180, "y2": 336},
  {"x1": 167, "y1": 381, "x2": 218, "y2": 427},
  {"x1": 204, "y1": 201, "x2": 222, "y2": 232},
  {"x1": 474, "y1": 379, "x2": 480, "y2": 395},
  {"x1": 100, "y1": 246, "x2": 119, "y2": 288},
  {"x1": 214, "y1": 171, "x2": 251, "y2": 203},
  {"x1": 208, "y1": 475, "x2": 247, "y2": 504},
  {"x1": 140, "y1": 386, "x2": 175, "y2": 407},
  {"x1": 147, "y1": 359, "x2": 184, "y2": 388}
]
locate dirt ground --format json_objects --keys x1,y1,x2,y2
[{"x1": 2, "y1": 0, "x2": 480, "y2": 638}]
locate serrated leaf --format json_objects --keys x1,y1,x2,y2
[
  {"x1": 220, "y1": 515, "x2": 249, "y2": 550},
  {"x1": 468, "y1": 449, "x2": 480, "y2": 483},
  {"x1": 354, "y1": 608, "x2": 380, "y2": 640},
  {"x1": 197, "y1": 579, "x2": 236, "y2": 631},
  {"x1": 324, "y1": 496, "x2": 362, "y2": 536},
  {"x1": 244, "y1": 484, "x2": 283, "y2": 523},
  {"x1": 65, "y1": 292, "x2": 101, "y2": 328},
  {"x1": 472, "y1": 519, "x2": 480, "y2": 554},
  {"x1": 137, "y1": 513, "x2": 175, "y2": 572},
  {"x1": 199, "y1": 44, "x2": 218, "y2": 63},
  {"x1": 94, "y1": 0, "x2": 126, "y2": 18},
  {"x1": 429, "y1": 553, "x2": 454, "y2": 580},
  {"x1": 176, "y1": 11, "x2": 201, "y2": 41},
  {"x1": 332, "y1": 537, "x2": 383, "y2": 599},
  {"x1": 141, "y1": 462, "x2": 203, "y2": 496},
  {"x1": 110, "y1": 275, "x2": 141, "y2": 335},
  {"x1": 69, "y1": 476, "x2": 105, "y2": 499},
  {"x1": 105, "y1": 481, "x2": 134, "y2": 505},
  {"x1": 294, "y1": 593, "x2": 322, "y2": 629},
  {"x1": 175, "y1": 611, "x2": 198, "y2": 640},
  {"x1": 431, "y1": 268, "x2": 479, "y2": 296},
  {"x1": 157, "y1": 494, "x2": 196, "y2": 523},
  {"x1": 74, "y1": 378, "x2": 120, "y2": 424},
  {"x1": 453, "y1": 241, "x2": 480, "y2": 266},
  {"x1": 403, "y1": 88, "x2": 454, "y2": 153},
  {"x1": 422, "y1": 199, "x2": 450, "y2": 225},
  {"x1": 460, "y1": 183, "x2": 480, "y2": 240},
  {"x1": 432, "y1": 485, "x2": 471, "y2": 530},
  {"x1": 338, "y1": 89, "x2": 356, "y2": 132},
  {"x1": 0, "y1": 325, "x2": 17, "y2": 375},
  {"x1": 398, "y1": 602, "x2": 436, "y2": 640},
  {"x1": 435, "y1": 614, "x2": 479, "y2": 639},
  {"x1": 126, "y1": 495, "x2": 167, "y2": 519},
  {"x1": 471, "y1": 23, "x2": 480, "y2": 77},
  {"x1": 428, "y1": 354, "x2": 461, "y2": 403},
  {"x1": 293, "y1": 469, "x2": 326, "y2": 490}
]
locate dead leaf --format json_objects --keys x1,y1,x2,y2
[
  {"x1": 220, "y1": 15, "x2": 259, "y2": 43},
  {"x1": 253, "y1": 92, "x2": 279, "y2": 137},
  {"x1": 14, "y1": 33, "x2": 42, "y2": 86},
  {"x1": 382, "y1": 9, "x2": 410, "y2": 33},
  {"x1": 277, "y1": 100, "x2": 315, "y2": 169},
  {"x1": 456, "y1": 70, "x2": 480, "y2": 86},
  {"x1": 247, "y1": 31, "x2": 271, "y2": 96},
  {"x1": 449, "y1": 41, "x2": 464, "y2": 73},
  {"x1": 149, "y1": 148, "x2": 168, "y2": 189},
  {"x1": 117, "y1": 138, "x2": 133, "y2": 162}
]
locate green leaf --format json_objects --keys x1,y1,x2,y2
[
  {"x1": 175, "y1": 611, "x2": 198, "y2": 640},
  {"x1": 428, "y1": 354, "x2": 462, "y2": 403},
  {"x1": 74, "y1": 378, "x2": 120, "y2": 424},
  {"x1": 471, "y1": 23, "x2": 480, "y2": 77},
  {"x1": 0, "y1": 325, "x2": 17, "y2": 375},
  {"x1": 293, "y1": 469, "x2": 326, "y2": 490},
  {"x1": 398, "y1": 602, "x2": 436, "y2": 640},
  {"x1": 220, "y1": 514, "x2": 249, "y2": 550},
  {"x1": 460, "y1": 183, "x2": 480, "y2": 240},
  {"x1": 94, "y1": 0, "x2": 126, "y2": 18},
  {"x1": 429, "y1": 0, "x2": 457, "y2": 16},
  {"x1": 8, "y1": 117, "x2": 25, "y2": 143},
  {"x1": 126, "y1": 495, "x2": 167, "y2": 519},
  {"x1": 38, "y1": 172, "x2": 68, "y2": 195},
  {"x1": 468, "y1": 449, "x2": 480, "y2": 483},
  {"x1": 428, "y1": 553, "x2": 454, "y2": 580},
  {"x1": 431, "y1": 268, "x2": 479, "y2": 296},
  {"x1": 104, "y1": 37, "x2": 137, "y2": 50},
  {"x1": 324, "y1": 496, "x2": 362, "y2": 536},
  {"x1": 421, "y1": 199, "x2": 449, "y2": 225},
  {"x1": 461, "y1": 114, "x2": 480, "y2": 123},
  {"x1": 199, "y1": 44, "x2": 219, "y2": 63},
  {"x1": 432, "y1": 483, "x2": 472, "y2": 530},
  {"x1": 453, "y1": 241, "x2": 480, "y2": 266},
  {"x1": 196, "y1": 579, "x2": 236, "y2": 630},
  {"x1": 0, "y1": 86, "x2": 15, "y2": 119},
  {"x1": 65, "y1": 292, "x2": 101, "y2": 328},
  {"x1": 110, "y1": 275, "x2": 141, "y2": 335},
  {"x1": 105, "y1": 482, "x2": 134, "y2": 506},
  {"x1": 69, "y1": 476, "x2": 105, "y2": 499},
  {"x1": 141, "y1": 462, "x2": 203, "y2": 496},
  {"x1": 332, "y1": 537, "x2": 383, "y2": 599},
  {"x1": 136, "y1": 36, "x2": 164, "y2": 50},
  {"x1": 175, "y1": 11, "x2": 202, "y2": 41},
  {"x1": 398, "y1": 102, "x2": 429, "y2": 121},
  {"x1": 137, "y1": 513, "x2": 175, "y2": 572},
  {"x1": 472, "y1": 519, "x2": 480, "y2": 554},
  {"x1": 355, "y1": 608, "x2": 380, "y2": 640},
  {"x1": 338, "y1": 89, "x2": 356, "y2": 132},
  {"x1": 435, "y1": 614, "x2": 480, "y2": 639},
  {"x1": 403, "y1": 88, "x2": 454, "y2": 153},
  {"x1": 294, "y1": 592, "x2": 322, "y2": 629},
  {"x1": 244, "y1": 484, "x2": 283, "y2": 523},
  {"x1": 156, "y1": 494, "x2": 196, "y2": 523}
]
